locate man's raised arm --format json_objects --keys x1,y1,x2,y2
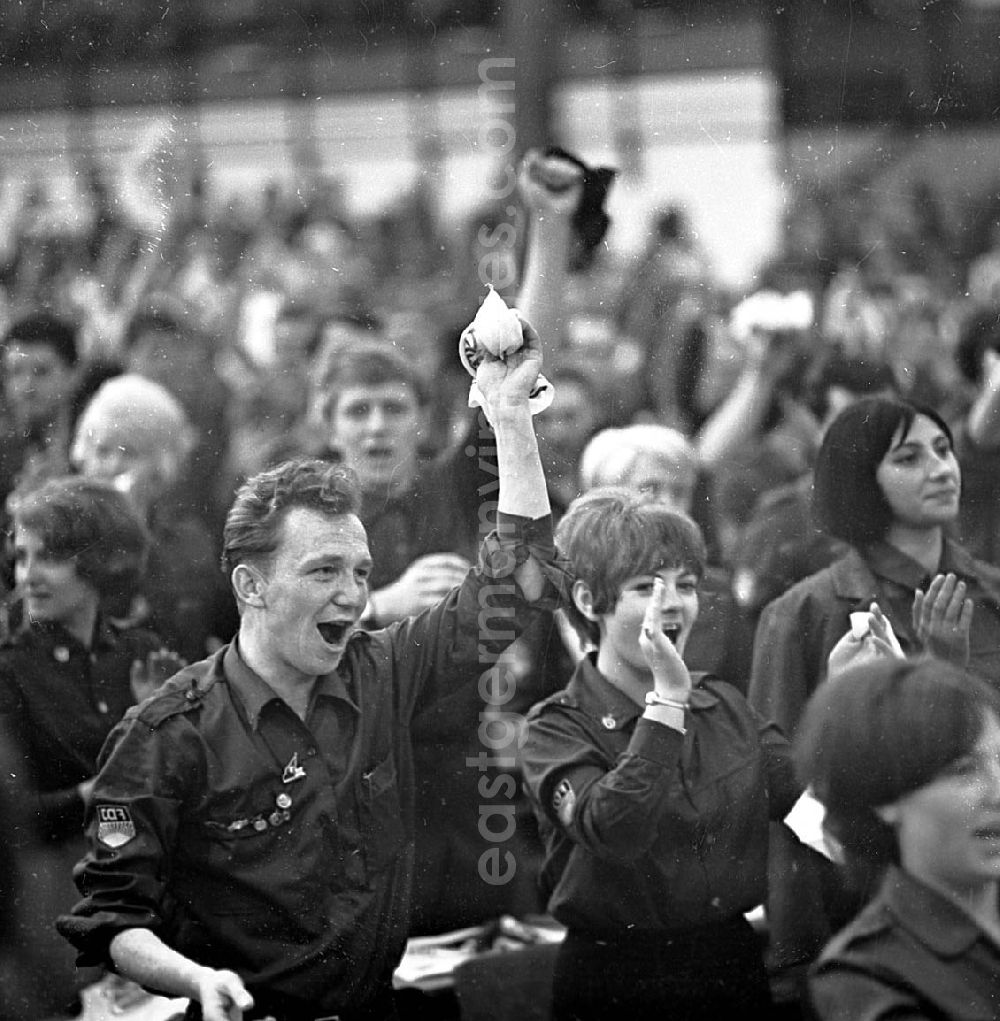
[{"x1": 469, "y1": 312, "x2": 550, "y2": 600}]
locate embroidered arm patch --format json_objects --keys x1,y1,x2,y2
[{"x1": 96, "y1": 805, "x2": 137, "y2": 848}]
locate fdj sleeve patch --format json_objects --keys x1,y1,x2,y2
[
  {"x1": 552, "y1": 778, "x2": 576, "y2": 827},
  {"x1": 96, "y1": 805, "x2": 137, "y2": 848}
]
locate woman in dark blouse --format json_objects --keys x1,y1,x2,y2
[
  {"x1": 0, "y1": 475, "x2": 178, "y2": 1016},
  {"x1": 521, "y1": 489, "x2": 799, "y2": 1020}
]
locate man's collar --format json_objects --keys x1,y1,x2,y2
[
  {"x1": 566, "y1": 652, "x2": 718, "y2": 731},
  {"x1": 223, "y1": 638, "x2": 356, "y2": 729}
]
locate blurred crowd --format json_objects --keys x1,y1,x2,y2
[{"x1": 3, "y1": 129, "x2": 1000, "y2": 1020}]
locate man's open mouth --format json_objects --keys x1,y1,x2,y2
[
  {"x1": 662, "y1": 625, "x2": 681, "y2": 645},
  {"x1": 317, "y1": 621, "x2": 351, "y2": 645}
]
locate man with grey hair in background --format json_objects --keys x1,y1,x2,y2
[{"x1": 71, "y1": 373, "x2": 235, "y2": 663}]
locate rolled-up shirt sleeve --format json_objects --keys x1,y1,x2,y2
[
  {"x1": 479, "y1": 512, "x2": 570, "y2": 607},
  {"x1": 392, "y1": 513, "x2": 571, "y2": 721},
  {"x1": 57, "y1": 712, "x2": 193, "y2": 968}
]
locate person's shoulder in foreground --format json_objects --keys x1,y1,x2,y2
[{"x1": 809, "y1": 865, "x2": 1000, "y2": 1021}]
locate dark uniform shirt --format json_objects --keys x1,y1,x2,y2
[
  {"x1": 0, "y1": 617, "x2": 162, "y2": 843},
  {"x1": 58, "y1": 517, "x2": 567, "y2": 1019},
  {"x1": 810, "y1": 866, "x2": 1000, "y2": 1021},
  {"x1": 362, "y1": 453, "x2": 481, "y2": 594},
  {"x1": 521, "y1": 655, "x2": 799, "y2": 935}
]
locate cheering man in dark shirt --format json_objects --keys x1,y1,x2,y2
[{"x1": 59, "y1": 315, "x2": 566, "y2": 1021}]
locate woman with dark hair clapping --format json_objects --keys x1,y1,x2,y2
[{"x1": 751, "y1": 395, "x2": 1000, "y2": 736}]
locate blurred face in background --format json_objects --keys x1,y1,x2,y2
[
  {"x1": 327, "y1": 382, "x2": 424, "y2": 498},
  {"x1": 621, "y1": 452, "x2": 697, "y2": 516},
  {"x1": 3, "y1": 341, "x2": 74, "y2": 430},
  {"x1": 73, "y1": 410, "x2": 179, "y2": 514},
  {"x1": 536, "y1": 377, "x2": 599, "y2": 468}
]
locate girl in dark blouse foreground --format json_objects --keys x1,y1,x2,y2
[{"x1": 797, "y1": 657, "x2": 1000, "y2": 1021}]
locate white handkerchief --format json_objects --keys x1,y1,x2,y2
[{"x1": 784, "y1": 788, "x2": 841, "y2": 863}]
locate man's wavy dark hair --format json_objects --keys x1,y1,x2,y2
[{"x1": 221, "y1": 458, "x2": 361, "y2": 575}]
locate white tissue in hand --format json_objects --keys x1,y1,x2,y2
[
  {"x1": 458, "y1": 286, "x2": 554, "y2": 415},
  {"x1": 848, "y1": 610, "x2": 905, "y2": 655},
  {"x1": 460, "y1": 286, "x2": 523, "y2": 371}
]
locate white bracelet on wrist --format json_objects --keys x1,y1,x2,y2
[{"x1": 644, "y1": 690, "x2": 690, "y2": 711}]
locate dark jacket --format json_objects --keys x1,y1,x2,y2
[
  {"x1": 810, "y1": 866, "x2": 1000, "y2": 1021},
  {"x1": 749, "y1": 538, "x2": 1000, "y2": 737}
]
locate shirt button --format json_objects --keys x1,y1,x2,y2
[
  {"x1": 96, "y1": 701, "x2": 109, "y2": 715},
  {"x1": 601, "y1": 714, "x2": 616, "y2": 730},
  {"x1": 53, "y1": 647, "x2": 70, "y2": 663},
  {"x1": 276, "y1": 793, "x2": 292, "y2": 810}
]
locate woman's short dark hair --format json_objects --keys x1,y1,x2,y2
[
  {"x1": 795, "y1": 657, "x2": 1000, "y2": 879},
  {"x1": 222, "y1": 458, "x2": 361, "y2": 575},
  {"x1": 812, "y1": 395, "x2": 954, "y2": 546},
  {"x1": 556, "y1": 487, "x2": 706, "y2": 645},
  {"x1": 9, "y1": 476, "x2": 149, "y2": 601}
]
